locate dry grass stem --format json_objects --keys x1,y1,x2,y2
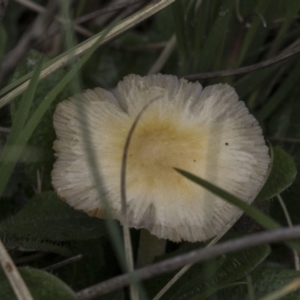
[
  {"x1": 0, "y1": 0, "x2": 58, "y2": 88},
  {"x1": 74, "y1": 0, "x2": 145, "y2": 25},
  {"x1": 76, "y1": 225, "x2": 300, "y2": 300},
  {"x1": 0, "y1": 126, "x2": 11, "y2": 133},
  {"x1": 153, "y1": 210, "x2": 246, "y2": 300},
  {"x1": 113, "y1": 41, "x2": 166, "y2": 51},
  {"x1": 148, "y1": 34, "x2": 176, "y2": 74},
  {"x1": 184, "y1": 44, "x2": 300, "y2": 80},
  {"x1": 42, "y1": 254, "x2": 83, "y2": 272},
  {"x1": 14, "y1": 0, "x2": 92, "y2": 37},
  {"x1": 0, "y1": 0, "x2": 175, "y2": 109},
  {"x1": 153, "y1": 149, "x2": 273, "y2": 300},
  {"x1": 0, "y1": 240, "x2": 34, "y2": 300}
]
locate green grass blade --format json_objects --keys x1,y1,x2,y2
[
  {"x1": 238, "y1": 0, "x2": 272, "y2": 65},
  {"x1": 268, "y1": 0, "x2": 300, "y2": 57},
  {"x1": 1, "y1": 59, "x2": 44, "y2": 157},
  {"x1": 257, "y1": 59, "x2": 300, "y2": 121},
  {"x1": 0, "y1": 0, "x2": 175, "y2": 105},
  {"x1": 0, "y1": 27, "x2": 110, "y2": 198},
  {"x1": 175, "y1": 168, "x2": 279, "y2": 229},
  {"x1": 196, "y1": 0, "x2": 235, "y2": 72},
  {"x1": 0, "y1": 59, "x2": 43, "y2": 199},
  {"x1": 192, "y1": 1, "x2": 210, "y2": 72},
  {"x1": 234, "y1": 64, "x2": 279, "y2": 99},
  {"x1": 172, "y1": 0, "x2": 188, "y2": 72},
  {"x1": 175, "y1": 168, "x2": 300, "y2": 252},
  {"x1": 59, "y1": 9, "x2": 144, "y2": 298}
]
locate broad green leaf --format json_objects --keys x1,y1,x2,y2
[
  {"x1": 267, "y1": 77, "x2": 300, "y2": 225},
  {"x1": 145, "y1": 235, "x2": 270, "y2": 300},
  {"x1": 170, "y1": 239, "x2": 270, "y2": 300},
  {"x1": 256, "y1": 147, "x2": 297, "y2": 201},
  {"x1": 0, "y1": 191, "x2": 106, "y2": 242},
  {"x1": 56, "y1": 237, "x2": 124, "y2": 294},
  {"x1": 218, "y1": 267, "x2": 300, "y2": 300},
  {"x1": 144, "y1": 242, "x2": 220, "y2": 298},
  {"x1": 3, "y1": 239, "x2": 71, "y2": 256},
  {"x1": 190, "y1": 282, "x2": 247, "y2": 300},
  {"x1": 0, "y1": 267, "x2": 75, "y2": 300}
]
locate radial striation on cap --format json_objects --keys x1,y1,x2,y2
[{"x1": 52, "y1": 74, "x2": 270, "y2": 242}]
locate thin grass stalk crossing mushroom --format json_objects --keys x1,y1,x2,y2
[{"x1": 51, "y1": 74, "x2": 270, "y2": 243}]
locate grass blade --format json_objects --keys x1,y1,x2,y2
[
  {"x1": 197, "y1": 0, "x2": 235, "y2": 72},
  {"x1": 0, "y1": 26, "x2": 110, "y2": 198},
  {"x1": 175, "y1": 168, "x2": 300, "y2": 252},
  {"x1": 268, "y1": 0, "x2": 300, "y2": 57},
  {"x1": 257, "y1": 59, "x2": 300, "y2": 121},
  {"x1": 238, "y1": 0, "x2": 271, "y2": 64},
  {"x1": 0, "y1": 0, "x2": 175, "y2": 108},
  {"x1": 172, "y1": 0, "x2": 188, "y2": 72},
  {"x1": 0, "y1": 58, "x2": 44, "y2": 163}
]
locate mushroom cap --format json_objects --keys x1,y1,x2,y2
[{"x1": 52, "y1": 74, "x2": 270, "y2": 242}]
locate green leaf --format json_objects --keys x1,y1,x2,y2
[
  {"x1": 234, "y1": 64, "x2": 280, "y2": 100},
  {"x1": 0, "y1": 267, "x2": 76, "y2": 300},
  {"x1": 56, "y1": 237, "x2": 124, "y2": 293},
  {"x1": 145, "y1": 234, "x2": 270, "y2": 300},
  {"x1": 267, "y1": 72, "x2": 300, "y2": 226},
  {"x1": 0, "y1": 27, "x2": 109, "y2": 197},
  {"x1": 9, "y1": 57, "x2": 44, "y2": 146},
  {"x1": 170, "y1": 238, "x2": 270, "y2": 300},
  {"x1": 0, "y1": 57, "x2": 44, "y2": 197},
  {"x1": 172, "y1": 0, "x2": 188, "y2": 70},
  {"x1": 219, "y1": 267, "x2": 300, "y2": 300},
  {"x1": 238, "y1": 0, "x2": 272, "y2": 64},
  {"x1": 8, "y1": 52, "x2": 71, "y2": 192},
  {"x1": 256, "y1": 147, "x2": 297, "y2": 201},
  {"x1": 0, "y1": 191, "x2": 106, "y2": 242},
  {"x1": 268, "y1": 0, "x2": 300, "y2": 56},
  {"x1": 175, "y1": 168, "x2": 300, "y2": 252},
  {"x1": 197, "y1": 0, "x2": 235, "y2": 72},
  {"x1": 257, "y1": 60, "x2": 300, "y2": 122},
  {"x1": 3, "y1": 239, "x2": 72, "y2": 256},
  {"x1": 190, "y1": 282, "x2": 247, "y2": 300}
]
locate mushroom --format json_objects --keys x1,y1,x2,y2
[{"x1": 51, "y1": 74, "x2": 270, "y2": 243}]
